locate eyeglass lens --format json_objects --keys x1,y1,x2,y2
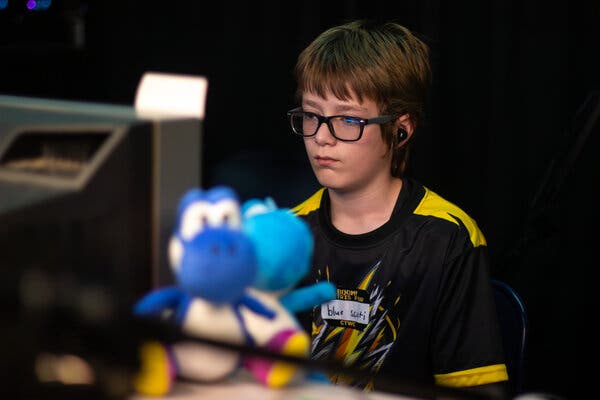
[{"x1": 290, "y1": 113, "x2": 362, "y2": 141}]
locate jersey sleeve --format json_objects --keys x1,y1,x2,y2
[{"x1": 431, "y1": 233, "x2": 508, "y2": 387}]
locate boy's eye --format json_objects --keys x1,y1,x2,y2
[{"x1": 341, "y1": 116, "x2": 361, "y2": 124}]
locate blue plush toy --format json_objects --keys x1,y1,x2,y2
[
  {"x1": 132, "y1": 186, "x2": 275, "y2": 395},
  {"x1": 132, "y1": 187, "x2": 336, "y2": 395},
  {"x1": 240, "y1": 197, "x2": 336, "y2": 387}
]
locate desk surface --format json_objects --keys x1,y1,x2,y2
[{"x1": 130, "y1": 373, "x2": 415, "y2": 400}]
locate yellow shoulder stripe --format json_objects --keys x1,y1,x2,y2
[
  {"x1": 414, "y1": 187, "x2": 487, "y2": 247},
  {"x1": 434, "y1": 364, "x2": 508, "y2": 387},
  {"x1": 291, "y1": 188, "x2": 325, "y2": 216}
]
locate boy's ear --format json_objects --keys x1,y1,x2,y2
[{"x1": 395, "y1": 114, "x2": 414, "y2": 144}]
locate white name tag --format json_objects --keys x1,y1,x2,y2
[{"x1": 321, "y1": 299, "x2": 370, "y2": 325}]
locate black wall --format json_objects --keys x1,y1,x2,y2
[{"x1": 2, "y1": 1, "x2": 599, "y2": 398}]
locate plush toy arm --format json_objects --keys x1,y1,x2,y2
[
  {"x1": 280, "y1": 282, "x2": 337, "y2": 313},
  {"x1": 133, "y1": 286, "x2": 189, "y2": 321},
  {"x1": 240, "y1": 294, "x2": 276, "y2": 319}
]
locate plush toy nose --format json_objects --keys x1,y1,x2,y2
[{"x1": 178, "y1": 227, "x2": 257, "y2": 303}]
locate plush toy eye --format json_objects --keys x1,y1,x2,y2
[
  {"x1": 208, "y1": 198, "x2": 241, "y2": 229},
  {"x1": 179, "y1": 200, "x2": 212, "y2": 240},
  {"x1": 242, "y1": 197, "x2": 277, "y2": 219},
  {"x1": 243, "y1": 202, "x2": 269, "y2": 219}
]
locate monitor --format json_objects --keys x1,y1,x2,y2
[{"x1": 0, "y1": 93, "x2": 202, "y2": 320}]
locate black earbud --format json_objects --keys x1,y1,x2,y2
[{"x1": 397, "y1": 128, "x2": 408, "y2": 141}]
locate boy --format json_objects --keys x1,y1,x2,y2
[{"x1": 290, "y1": 19, "x2": 509, "y2": 399}]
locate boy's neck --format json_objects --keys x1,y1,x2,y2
[{"x1": 328, "y1": 177, "x2": 403, "y2": 235}]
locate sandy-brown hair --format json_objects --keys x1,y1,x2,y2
[{"x1": 294, "y1": 20, "x2": 431, "y2": 176}]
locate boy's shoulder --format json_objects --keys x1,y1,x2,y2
[
  {"x1": 414, "y1": 185, "x2": 487, "y2": 247},
  {"x1": 290, "y1": 182, "x2": 486, "y2": 248},
  {"x1": 291, "y1": 188, "x2": 325, "y2": 216}
]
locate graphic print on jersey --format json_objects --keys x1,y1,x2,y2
[{"x1": 312, "y1": 260, "x2": 401, "y2": 389}]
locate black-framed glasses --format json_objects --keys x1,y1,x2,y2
[{"x1": 287, "y1": 107, "x2": 397, "y2": 142}]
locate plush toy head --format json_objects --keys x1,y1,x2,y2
[
  {"x1": 168, "y1": 186, "x2": 257, "y2": 303},
  {"x1": 241, "y1": 198, "x2": 313, "y2": 292}
]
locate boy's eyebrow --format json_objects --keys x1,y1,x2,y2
[
  {"x1": 335, "y1": 104, "x2": 368, "y2": 114},
  {"x1": 301, "y1": 98, "x2": 321, "y2": 109},
  {"x1": 302, "y1": 99, "x2": 369, "y2": 114}
]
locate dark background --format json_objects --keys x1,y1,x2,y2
[{"x1": 1, "y1": 1, "x2": 599, "y2": 398}]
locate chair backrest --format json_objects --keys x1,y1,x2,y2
[{"x1": 491, "y1": 279, "x2": 528, "y2": 396}]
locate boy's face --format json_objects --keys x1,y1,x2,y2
[{"x1": 301, "y1": 90, "x2": 393, "y2": 193}]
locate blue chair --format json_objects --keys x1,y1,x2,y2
[{"x1": 491, "y1": 279, "x2": 528, "y2": 396}]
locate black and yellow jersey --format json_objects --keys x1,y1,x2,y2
[{"x1": 292, "y1": 178, "x2": 508, "y2": 391}]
